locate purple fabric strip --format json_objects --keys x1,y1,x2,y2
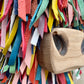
[
  {"x1": 48, "y1": 72, "x2": 53, "y2": 84},
  {"x1": 38, "y1": 14, "x2": 45, "y2": 39},
  {"x1": 18, "y1": 47, "x2": 23, "y2": 57},
  {"x1": 5, "y1": 52, "x2": 10, "y2": 57}
]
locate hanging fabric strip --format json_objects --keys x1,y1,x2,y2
[
  {"x1": 25, "y1": 0, "x2": 31, "y2": 14},
  {"x1": 8, "y1": 8, "x2": 16, "y2": 52},
  {"x1": 29, "y1": 0, "x2": 43, "y2": 29},
  {"x1": 62, "y1": 0, "x2": 68, "y2": 8},
  {"x1": 25, "y1": 38, "x2": 32, "y2": 68},
  {"x1": 77, "y1": 0, "x2": 84, "y2": 20},
  {"x1": 29, "y1": 57, "x2": 35, "y2": 84},
  {"x1": 21, "y1": 21, "x2": 26, "y2": 59},
  {"x1": 1, "y1": 0, "x2": 8, "y2": 48},
  {"x1": 0, "y1": 73, "x2": 5, "y2": 80},
  {"x1": 45, "y1": 70, "x2": 48, "y2": 80},
  {"x1": 64, "y1": 73, "x2": 71, "y2": 84},
  {"x1": 52, "y1": 0, "x2": 59, "y2": 21},
  {"x1": 38, "y1": 14, "x2": 45, "y2": 38},
  {"x1": 0, "y1": 0, "x2": 13, "y2": 22},
  {"x1": 44, "y1": 16, "x2": 47, "y2": 33},
  {"x1": 14, "y1": 0, "x2": 18, "y2": 15},
  {"x1": 0, "y1": 0, "x2": 4, "y2": 19},
  {"x1": 20, "y1": 60, "x2": 26, "y2": 74},
  {"x1": 48, "y1": 72, "x2": 53, "y2": 84},
  {"x1": 12, "y1": 72, "x2": 20, "y2": 84},
  {"x1": 22, "y1": 74, "x2": 27, "y2": 84},
  {"x1": 58, "y1": 9, "x2": 65, "y2": 22},
  {"x1": 26, "y1": 46, "x2": 36, "y2": 75},
  {"x1": 68, "y1": 0, "x2": 78, "y2": 16},
  {"x1": 31, "y1": 28, "x2": 39, "y2": 46},
  {"x1": 57, "y1": 73, "x2": 67, "y2": 84},
  {"x1": 18, "y1": 0, "x2": 26, "y2": 21},
  {"x1": 2, "y1": 17, "x2": 19, "y2": 55},
  {"x1": 68, "y1": 73, "x2": 74, "y2": 84},
  {"x1": 52, "y1": 73, "x2": 55, "y2": 84},
  {"x1": 35, "y1": 65, "x2": 41, "y2": 81},
  {"x1": 9, "y1": 61, "x2": 16, "y2": 73},
  {"x1": 18, "y1": 56, "x2": 20, "y2": 71},
  {"x1": 1, "y1": 16, "x2": 8, "y2": 48},
  {"x1": 68, "y1": 3, "x2": 73, "y2": 26},
  {"x1": 41, "y1": 69, "x2": 46, "y2": 84},
  {"x1": 29, "y1": 0, "x2": 49, "y2": 29},
  {"x1": 8, "y1": 19, "x2": 22, "y2": 66},
  {"x1": 48, "y1": 4, "x2": 54, "y2": 32}
]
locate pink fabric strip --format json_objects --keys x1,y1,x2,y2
[
  {"x1": 22, "y1": 74, "x2": 27, "y2": 84},
  {"x1": 45, "y1": 8, "x2": 49, "y2": 18},
  {"x1": 41, "y1": 69, "x2": 46, "y2": 84},
  {"x1": 28, "y1": 79, "x2": 32, "y2": 84},
  {"x1": 0, "y1": 73, "x2": 5, "y2": 79},
  {"x1": 1, "y1": 16, "x2": 8, "y2": 48},
  {"x1": 12, "y1": 72, "x2": 20, "y2": 84},
  {"x1": 21, "y1": 21, "x2": 26, "y2": 59},
  {"x1": 20, "y1": 60, "x2": 26, "y2": 74},
  {"x1": 1, "y1": 0, "x2": 8, "y2": 48},
  {"x1": 44, "y1": 16, "x2": 47, "y2": 33},
  {"x1": 24, "y1": 38, "x2": 31, "y2": 68},
  {"x1": 68, "y1": 3, "x2": 73, "y2": 26}
]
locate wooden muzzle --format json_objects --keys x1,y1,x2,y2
[{"x1": 37, "y1": 28, "x2": 84, "y2": 74}]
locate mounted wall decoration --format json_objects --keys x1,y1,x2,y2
[{"x1": 37, "y1": 28, "x2": 84, "y2": 74}]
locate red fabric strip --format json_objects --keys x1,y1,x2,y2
[{"x1": 25, "y1": 0, "x2": 31, "y2": 14}]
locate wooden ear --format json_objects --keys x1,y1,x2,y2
[{"x1": 37, "y1": 28, "x2": 84, "y2": 74}]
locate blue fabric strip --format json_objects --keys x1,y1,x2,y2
[
  {"x1": 64, "y1": 72, "x2": 71, "y2": 84},
  {"x1": 18, "y1": 57, "x2": 20, "y2": 71},
  {"x1": 35, "y1": 65, "x2": 41, "y2": 80},
  {"x1": 29, "y1": 0, "x2": 42, "y2": 29},
  {"x1": 26, "y1": 15, "x2": 28, "y2": 21},
  {"x1": 37, "y1": 36, "x2": 41, "y2": 49},
  {"x1": 8, "y1": 19, "x2": 22, "y2": 65},
  {"x1": 39, "y1": 74, "x2": 42, "y2": 84},
  {"x1": 14, "y1": 0, "x2": 18, "y2": 15},
  {"x1": 31, "y1": 45, "x2": 34, "y2": 54},
  {"x1": 55, "y1": 75, "x2": 57, "y2": 84}
]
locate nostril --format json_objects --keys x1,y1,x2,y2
[
  {"x1": 81, "y1": 39, "x2": 84, "y2": 55},
  {"x1": 53, "y1": 34, "x2": 67, "y2": 56}
]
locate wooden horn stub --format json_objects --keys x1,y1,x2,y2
[{"x1": 37, "y1": 28, "x2": 84, "y2": 74}]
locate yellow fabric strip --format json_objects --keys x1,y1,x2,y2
[
  {"x1": 0, "y1": 47, "x2": 4, "y2": 50},
  {"x1": 52, "y1": 0, "x2": 59, "y2": 21},
  {"x1": 26, "y1": 67, "x2": 30, "y2": 75},
  {"x1": 26, "y1": 46, "x2": 36, "y2": 75},
  {"x1": 68, "y1": 73, "x2": 74, "y2": 84},
  {"x1": 6, "y1": 31, "x2": 9, "y2": 43},
  {"x1": 48, "y1": 4, "x2": 54, "y2": 32},
  {"x1": 2, "y1": 17, "x2": 19, "y2": 55},
  {"x1": 0, "y1": 0, "x2": 4, "y2": 19},
  {"x1": 45, "y1": 70, "x2": 48, "y2": 80}
]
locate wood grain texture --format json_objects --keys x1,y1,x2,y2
[{"x1": 37, "y1": 28, "x2": 84, "y2": 74}]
